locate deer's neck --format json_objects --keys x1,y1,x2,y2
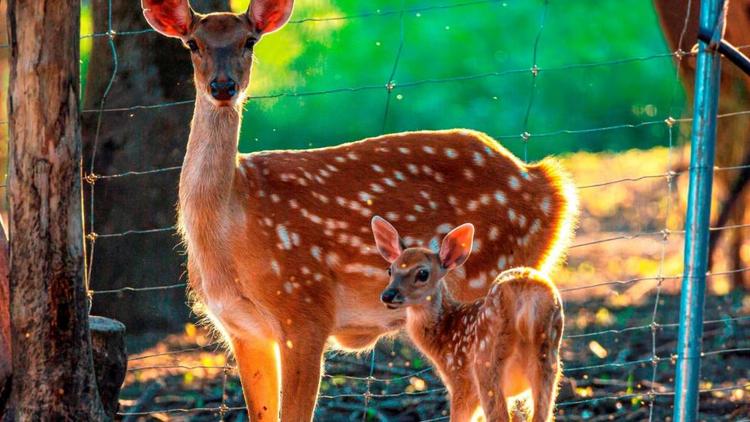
[
  {"x1": 405, "y1": 283, "x2": 459, "y2": 359},
  {"x1": 179, "y1": 96, "x2": 242, "y2": 243}
]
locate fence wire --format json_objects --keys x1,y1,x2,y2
[{"x1": 67, "y1": 0, "x2": 750, "y2": 420}]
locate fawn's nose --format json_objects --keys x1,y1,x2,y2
[
  {"x1": 209, "y1": 79, "x2": 237, "y2": 101},
  {"x1": 381, "y1": 288, "x2": 404, "y2": 307}
]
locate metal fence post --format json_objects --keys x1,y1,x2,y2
[{"x1": 672, "y1": 0, "x2": 725, "y2": 420}]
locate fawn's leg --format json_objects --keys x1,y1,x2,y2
[
  {"x1": 449, "y1": 389, "x2": 480, "y2": 422},
  {"x1": 530, "y1": 319, "x2": 563, "y2": 422},
  {"x1": 278, "y1": 325, "x2": 329, "y2": 421},
  {"x1": 474, "y1": 361, "x2": 510, "y2": 422},
  {"x1": 232, "y1": 336, "x2": 281, "y2": 421}
]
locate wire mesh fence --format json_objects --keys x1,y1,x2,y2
[{"x1": 64, "y1": 0, "x2": 750, "y2": 420}]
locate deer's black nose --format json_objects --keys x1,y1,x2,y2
[
  {"x1": 210, "y1": 79, "x2": 237, "y2": 101},
  {"x1": 381, "y1": 288, "x2": 404, "y2": 307}
]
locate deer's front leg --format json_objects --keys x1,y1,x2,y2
[
  {"x1": 278, "y1": 324, "x2": 329, "y2": 421},
  {"x1": 232, "y1": 336, "x2": 281, "y2": 421}
]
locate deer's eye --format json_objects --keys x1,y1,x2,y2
[
  {"x1": 244, "y1": 38, "x2": 256, "y2": 50},
  {"x1": 387, "y1": 267, "x2": 392, "y2": 276},
  {"x1": 186, "y1": 40, "x2": 199, "y2": 52},
  {"x1": 416, "y1": 269, "x2": 430, "y2": 283}
]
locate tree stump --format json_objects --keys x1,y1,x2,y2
[{"x1": 90, "y1": 316, "x2": 126, "y2": 419}]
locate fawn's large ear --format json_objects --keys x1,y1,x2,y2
[
  {"x1": 371, "y1": 216, "x2": 404, "y2": 263},
  {"x1": 248, "y1": 0, "x2": 294, "y2": 35},
  {"x1": 439, "y1": 223, "x2": 474, "y2": 270},
  {"x1": 142, "y1": 0, "x2": 195, "y2": 38}
]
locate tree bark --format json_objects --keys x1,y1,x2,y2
[
  {"x1": 5, "y1": 0, "x2": 105, "y2": 419},
  {"x1": 653, "y1": 0, "x2": 750, "y2": 288},
  {"x1": 82, "y1": 0, "x2": 229, "y2": 333}
]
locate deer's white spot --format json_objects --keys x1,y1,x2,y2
[
  {"x1": 494, "y1": 191, "x2": 507, "y2": 205},
  {"x1": 394, "y1": 170, "x2": 406, "y2": 181},
  {"x1": 434, "y1": 172, "x2": 445, "y2": 183},
  {"x1": 529, "y1": 218, "x2": 542, "y2": 235},
  {"x1": 406, "y1": 214, "x2": 417, "y2": 222},
  {"x1": 472, "y1": 239, "x2": 482, "y2": 253},
  {"x1": 518, "y1": 214, "x2": 527, "y2": 228},
  {"x1": 414, "y1": 204, "x2": 425, "y2": 213},
  {"x1": 464, "y1": 169, "x2": 475, "y2": 181},
  {"x1": 276, "y1": 225, "x2": 292, "y2": 250},
  {"x1": 358, "y1": 192, "x2": 372, "y2": 202},
  {"x1": 421, "y1": 165, "x2": 434, "y2": 175},
  {"x1": 271, "y1": 194, "x2": 281, "y2": 203},
  {"x1": 347, "y1": 152, "x2": 359, "y2": 160},
  {"x1": 520, "y1": 169, "x2": 531, "y2": 180},
  {"x1": 288, "y1": 199, "x2": 299, "y2": 209},
  {"x1": 429, "y1": 200, "x2": 439, "y2": 210},
  {"x1": 385, "y1": 212, "x2": 400, "y2": 221},
  {"x1": 318, "y1": 169, "x2": 331, "y2": 178},
  {"x1": 271, "y1": 260, "x2": 281, "y2": 276},
  {"x1": 370, "y1": 183, "x2": 384, "y2": 193},
  {"x1": 398, "y1": 147, "x2": 410, "y2": 155},
  {"x1": 284, "y1": 281, "x2": 294, "y2": 294},
  {"x1": 444, "y1": 148, "x2": 458, "y2": 158},
  {"x1": 301, "y1": 266, "x2": 311, "y2": 275},
  {"x1": 448, "y1": 195, "x2": 458, "y2": 206},
  {"x1": 473, "y1": 151, "x2": 485, "y2": 167},
  {"x1": 326, "y1": 253, "x2": 340, "y2": 269},
  {"x1": 479, "y1": 194, "x2": 491, "y2": 206},
  {"x1": 509, "y1": 175, "x2": 521, "y2": 190},
  {"x1": 335, "y1": 196, "x2": 347, "y2": 207},
  {"x1": 291, "y1": 232, "x2": 301, "y2": 247},
  {"x1": 467, "y1": 200, "x2": 479, "y2": 211},
  {"x1": 335, "y1": 156, "x2": 346, "y2": 163},
  {"x1": 423, "y1": 146, "x2": 435, "y2": 154},
  {"x1": 469, "y1": 273, "x2": 487, "y2": 288},
  {"x1": 497, "y1": 255, "x2": 507, "y2": 270},
  {"x1": 312, "y1": 192, "x2": 329, "y2": 203},
  {"x1": 540, "y1": 196, "x2": 551, "y2": 215},
  {"x1": 371, "y1": 164, "x2": 384, "y2": 173},
  {"x1": 383, "y1": 178, "x2": 396, "y2": 187},
  {"x1": 508, "y1": 208, "x2": 517, "y2": 222},
  {"x1": 407, "y1": 164, "x2": 419, "y2": 175},
  {"x1": 488, "y1": 226, "x2": 500, "y2": 241},
  {"x1": 263, "y1": 217, "x2": 274, "y2": 227},
  {"x1": 326, "y1": 164, "x2": 339, "y2": 172},
  {"x1": 436, "y1": 223, "x2": 452, "y2": 234},
  {"x1": 314, "y1": 273, "x2": 323, "y2": 281}
]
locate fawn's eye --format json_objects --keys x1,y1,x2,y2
[
  {"x1": 186, "y1": 40, "x2": 199, "y2": 52},
  {"x1": 244, "y1": 38, "x2": 256, "y2": 50},
  {"x1": 387, "y1": 267, "x2": 392, "y2": 276},
  {"x1": 416, "y1": 269, "x2": 430, "y2": 283}
]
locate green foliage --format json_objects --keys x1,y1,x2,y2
[
  {"x1": 238, "y1": 0, "x2": 683, "y2": 158},
  {"x1": 80, "y1": 0, "x2": 684, "y2": 159}
]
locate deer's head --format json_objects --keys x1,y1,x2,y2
[
  {"x1": 371, "y1": 216, "x2": 475, "y2": 309},
  {"x1": 142, "y1": 0, "x2": 294, "y2": 107}
]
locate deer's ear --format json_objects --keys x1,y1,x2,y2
[
  {"x1": 371, "y1": 216, "x2": 404, "y2": 263},
  {"x1": 439, "y1": 223, "x2": 474, "y2": 270},
  {"x1": 142, "y1": 0, "x2": 195, "y2": 38},
  {"x1": 248, "y1": 0, "x2": 294, "y2": 35}
]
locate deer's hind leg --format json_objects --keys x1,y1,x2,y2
[
  {"x1": 474, "y1": 360, "x2": 510, "y2": 422},
  {"x1": 529, "y1": 314, "x2": 563, "y2": 422}
]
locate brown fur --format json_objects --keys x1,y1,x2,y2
[
  {"x1": 142, "y1": 1, "x2": 578, "y2": 420},
  {"x1": 394, "y1": 262, "x2": 563, "y2": 422}
]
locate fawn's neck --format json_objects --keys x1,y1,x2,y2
[
  {"x1": 405, "y1": 283, "x2": 460, "y2": 357},
  {"x1": 179, "y1": 95, "x2": 242, "y2": 242}
]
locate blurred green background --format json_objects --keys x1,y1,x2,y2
[{"x1": 81, "y1": 0, "x2": 683, "y2": 160}]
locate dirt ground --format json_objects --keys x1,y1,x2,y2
[{"x1": 116, "y1": 148, "x2": 750, "y2": 420}]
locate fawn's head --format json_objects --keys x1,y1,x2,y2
[
  {"x1": 142, "y1": 0, "x2": 294, "y2": 107},
  {"x1": 371, "y1": 216, "x2": 474, "y2": 309}
]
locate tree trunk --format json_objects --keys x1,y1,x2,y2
[
  {"x1": 653, "y1": 0, "x2": 750, "y2": 288},
  {"x1": 5, "y1": 0, "x2": 104, "y2": 419},
  {"x1": 82, "y1": 0, "x2": 229, "y2": 333}
]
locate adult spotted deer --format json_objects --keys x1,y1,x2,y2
[
  {"x1": 141, "y1": 0, "x2": 578, "y2": 419},
  {"x1": 372, "y1": 216, "x2": 563, "y2": 421}
]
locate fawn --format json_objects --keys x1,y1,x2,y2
[
  {"x1": 141, "y1": 0, "x2": 578, "y2": 419},
  {"x1": 372, "y1": 216, "x2": 564, "y2": 422}
]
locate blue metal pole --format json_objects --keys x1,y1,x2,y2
[{"x1": 673, "y1": 0, "x2": 724, "y2": 420}]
